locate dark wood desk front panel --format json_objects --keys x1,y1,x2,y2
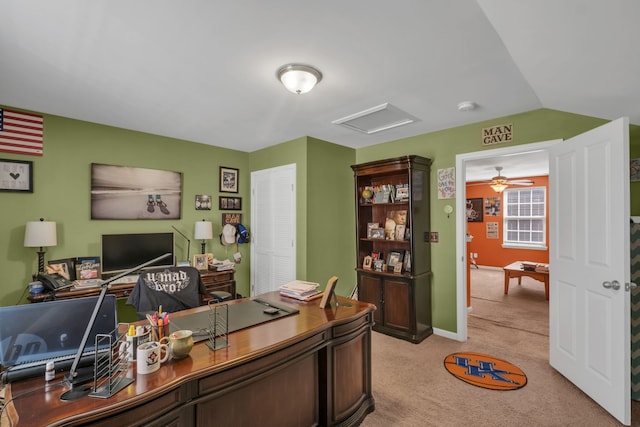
[{"x1": 7, "y1": 292, "x2": 375, "y2": 427}]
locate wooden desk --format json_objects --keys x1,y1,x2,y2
[
  {"x1": 503, "y1": 261, "x2": 549, "y2": 300},
  {"x1": 27, "y1": 270, "x2": 236, "y2": 303},
  {"x1": 6, "y1": 292, "x2": 375, "y2": 426}
]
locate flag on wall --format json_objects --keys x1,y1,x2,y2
[{"x1": 0, "y1": 108, "x2": 44, "y2": 156}]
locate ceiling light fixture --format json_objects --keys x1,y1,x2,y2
[
  {"x1": 276, "y1": 64, "x2": 323, "y2": 94},
  {"x1": 457, "y1": 101, "x2": 476, "y2": 112},
  {"x1": 490, "y1": 182, "x2": 508, "y2": 193}
]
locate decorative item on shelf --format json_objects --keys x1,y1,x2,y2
[
  {"x1": 369, "y1": 228, "x2": 385, "y2": 240},
  {"x1": 24, "y1": 218, "x2": 57, "y2": 277},
  {"x1": 193, "y1": 254, "x2": 208, "y2": 271},
  {"x1": 367, "y1": 223, "x2": 379, "y2": 238},
  {"x1": 386, "y1": 250, "x2": 404, "y2": 272},
  {"x1": 384, "y1": 218, "x2": 396, "y2": 240},
  {"x1": 361, "y1": 187, "x2": 373, "y2": 203},
  {"x1": 394, "y1": 184, "x2": 409, "y2": 201},
  {"x1": 47, "y1": 258, "x2": 76, "y2": 281},
  {"x1": 373, "y1": 184, "x2": 393, "y2": 203},
  {"x1": 373, "y1": 259, "x2": 385, "y2": 272},
  {"x1": 194, "y1": 220, "x2": 213, "y2": 254},
  {"x1": 363, "y1": 256, "x2": 373, "y2": 270}
]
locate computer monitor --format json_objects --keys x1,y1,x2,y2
[{"x1": 101, "y1": 232, "x2": 175, "y2": 277}]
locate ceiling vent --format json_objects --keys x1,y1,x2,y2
[{"x1": 332, "y1": 103, "x2": 419, "y2": 134}]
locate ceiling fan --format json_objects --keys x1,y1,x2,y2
[{"x1": 469, "y1": 166, "x2": 534, "y2": 193}]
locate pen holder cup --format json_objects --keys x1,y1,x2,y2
[
  {"x1": 120, "y1": 329, "x2": 151, "y2": 362},
  {"x1": 151, "y1": 324, "x2": 169, "y2": 341}
]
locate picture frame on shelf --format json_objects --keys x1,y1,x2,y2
[
  {"x1": 386, "y1": 250, "x2": 404, "y2": 272},
  {"x1": 370, "y1": 228, "x2": 385, "y2": 240},
  {"x1": 219, "y1": 166, "x2": 239, "y2": 193},
  {"x1": 394, "y1": 184, "x2": 409, "y2": 201},
  {"x1": 193, "y1": 254, "x2": 208, "y2": 271},
  {"x1": 47, "y1": 258, "x2": 76, "y2": 281},
  {"x1": 75, "y1": 256, "x2": 100, "y2": 280},
  {"x1": 363, "y1": 256, "x2": 373, "y2": 270},
  {"x1": 371, "y1": 251, "x2": 382, "y2": 260},
  {"x1": 219, "y1": 196, "x2": 242, "y2": 211},
  {"x1": 0, "y1": 159, "x2": 33, "y2": 192},
  {"x1": 367, "y1": 222, "x2": 379, "y2": 238},
  {"x1": 373, "y1": 259, "x2": 385, "y2": 272},
  {"x1": 393, "y1": 262, "x2": 403, "y2": 273},
  {"x1": 403, "y1": 251, "x2": 411, "y2": 272}
]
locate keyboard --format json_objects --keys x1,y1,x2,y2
[{"x1": 109, "y1": 274, "x2": 140, "y2": 285}]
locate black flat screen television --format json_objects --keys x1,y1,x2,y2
[{"x1": 101, "y1": 232, "x2": 175, "y2": 277}]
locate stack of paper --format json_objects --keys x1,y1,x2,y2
[
  {"x1": 280, "y1": 280, "x2": 321, "y2": 301},
  {"x1": 209, "y1": 259, "x2": 235, "y2": 271}
]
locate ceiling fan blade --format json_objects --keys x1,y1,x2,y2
[{"x1": 506, "y1": 181, "x2": 534, "y2": 186}]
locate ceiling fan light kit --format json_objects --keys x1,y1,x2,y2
[{"x1": 276, "y1": 63, "x2": 323, "y2": 94}]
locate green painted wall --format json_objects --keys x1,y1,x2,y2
[
  {"x1": 248, "y1": 136, "x2": 356, "y2": 296},
  {"x1": 0, "y1": 108, "x2": 251, "y2": 321}
]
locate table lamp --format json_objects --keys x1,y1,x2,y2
[
  {"x1": 194, "y1": 220, "x2": 213, "y2": 254},
  {"x1": 24, "y1": 218, "x2": 57, "y2": 276}
]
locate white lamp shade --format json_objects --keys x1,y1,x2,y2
[
  {"x1": 24, "y1": 221, "x2": 57, "y2": 247},
  {"x1": 194, "y1": 221, "x2": 213, "y2": 240}
]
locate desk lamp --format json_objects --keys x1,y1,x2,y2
[
  {"x1": 24, "y1": 218, "x2": 57, "y2": 277},
  {"x1": 194, "y1": 220, "x2": 213, "y2": 254}
]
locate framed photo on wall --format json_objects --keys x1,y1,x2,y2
[
  {"x1": 219, "y1": 166, "x2": 239, "y2": 193},
  {"x1": 219, "y1": 196, "x2": 242, "y2": 210},
  {"x1": 0, "y1": 159, "x2": 33, "y2": 192}
]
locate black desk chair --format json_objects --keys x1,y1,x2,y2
[{"x1": 126, "y1": 266, "x2": 207, "y2": 318}]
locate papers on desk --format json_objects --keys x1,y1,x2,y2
[
  {"x1": 72, "y1": 279, "x2": 103, "y2": 289},
  {"x1": 279, "y1": 280, "x2": 321, "y2": 301},
  {"x1": 209, "y1": 259, "x2": 235, "y2": 271}
]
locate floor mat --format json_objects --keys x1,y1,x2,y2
[{"x1": 444, "y1": 352, "x2": 527, "y2": 390}]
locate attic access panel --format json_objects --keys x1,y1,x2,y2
[{"x1": 332, "y1": 103, "x2": 419, "y2": 134}]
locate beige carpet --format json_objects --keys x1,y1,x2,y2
[{"x1": 361, "y1": 267, "x2": 640, "y2": 427}]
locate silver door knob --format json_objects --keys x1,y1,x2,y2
[
  {"x1": 627, "y1": 282, "x2": 638, "y2": 291},
  {"x1": 611, "y1": 280, "x2": 621, "y2": 290},
  {"x1": 603, "y1": 281, "x2": 611, "y2": 289}
]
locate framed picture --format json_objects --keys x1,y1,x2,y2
[
  {"x1": 367, "y1": 223, "x2": 379, "y2": 238},
  {"x1": 204, "y1": 253, "x2": 214, "y2": 265},
  {"x1": 370, "y1": 228, "x2": 385, "y2": 240},
  {"x1": 219, "y1": 196, "x2": 242, "y2": 210},
  {"x1": 222, "y1": 212, "x2": 242, "y2": 226},
  {"x1": 76, "y1": 256, "x2": 101, "y2": 280},
  {"x1": 47, "y1": 258, "x2": 77, "y2": 281},
  {"x1": 0, "y1": 159, "x2": 33, "y2": 192},
  {"x1": 466, "y1": 198, "x2": 483, "y2": 222},
  {"x1": 195, "y1": 194, "x2": 212, "y2": 210},
  {"x1": 363, "y1": 255, "x2": 373, "y2": 270},
  {"x1": 631, "y1": 158, "x2": 640, "y2": 182},
  {"x1": 373, "y1": 259, "x2": 385, "y2": 272},
  {"x1": 219, "y1": 166, "x2": 239, "y2": 193},
  {"x1": 371, "y1": 251, "x2": 382, "y2": 260},
  {"x1": 319, "y1": 277, "x2": 338, "y2": 309},
  {"x1": 193, "y1": 254, "x2": 208, "y2": 271},
  {"x1": 386, "y1": 250, "x2": 404, "y2": 271},
  {"x1": 91, "y1": 163, "x2": 182, "y2": 220}
]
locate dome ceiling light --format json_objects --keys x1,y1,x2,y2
[{"x1": 276, "y1": 64, "x2": 323, "y2": 94}]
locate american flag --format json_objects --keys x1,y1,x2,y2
[{"x1": 0, "y1": 109, "x2": 44, "y2": 156}]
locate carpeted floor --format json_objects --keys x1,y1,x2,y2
[{"x1": 361, "y1": 266, "x2": 640, "y2": 427}]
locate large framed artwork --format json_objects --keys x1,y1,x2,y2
[{"x1": 91, "y1": 163, "x2": 182, "y2": 219}]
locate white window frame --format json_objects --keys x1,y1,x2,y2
[{"x1": 502, "y1": 186, "x2": 547, "y2": 250}]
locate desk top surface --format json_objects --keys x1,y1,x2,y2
[{"x1": 6, "y1": 292, "x2": 374, "y2": 426}]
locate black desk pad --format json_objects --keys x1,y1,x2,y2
[{"x1": 169, "y1": 298, "x2": 299, "y2": 342}]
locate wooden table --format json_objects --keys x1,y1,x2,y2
[
  {"x1": 6, "y1": 292, "x2": 375, "y2": 427},
  {"x1": 503, "y1": 261, "x2": 550, "y2": 300}
]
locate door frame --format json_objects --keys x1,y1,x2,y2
[{"x1": 454, "y1": 139, "x2": 561, "y2": 342}]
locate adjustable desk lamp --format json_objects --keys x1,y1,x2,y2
[{"x1": 60, "y1": 253, "x2": 172, "y2": 401}]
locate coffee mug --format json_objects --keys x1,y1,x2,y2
[
  {"x1": 136, "y1": 341, "x2": 169, "y2": 374},
  {"x1": 160, "y1": 329, "x2": 194, "y2": 360}
]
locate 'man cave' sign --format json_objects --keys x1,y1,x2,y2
[{"x1": 482, "y1": 123, "x2": 513, "y2": 146}]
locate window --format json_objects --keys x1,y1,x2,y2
[{"x1": 503, "y1": 187, "x2": 546, "y2": 249}]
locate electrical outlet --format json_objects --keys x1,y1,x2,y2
[{"x1": 474, "y1": 253, "x2": 478, "y2": 258}]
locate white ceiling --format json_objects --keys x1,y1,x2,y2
[{"x1": 2, "y1": 1, "x2": 638, "y2": 156}]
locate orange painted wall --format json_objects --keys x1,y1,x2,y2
[{"x1": 466, "y1": 175, "x2": 549, "y2": 267}]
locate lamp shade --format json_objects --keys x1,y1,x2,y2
[
  {"x1": 24, "y1": 220, "x2": 57, "y2": 247},
  {"x1": 277, "y1": 64, "x2": 323, "y2": 94},
  {"x1": 194, "y1": 221, "x2": 213, "y2": 240}
]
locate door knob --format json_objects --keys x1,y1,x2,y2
[
  {"x1": 611, "y1": 280, "x2": 621, "y2": 290},
  {"x1": 602, "y1": 281, "x2": 611, "y2": 289},
  {"x1": 627, "y1": 282, "x2": 638, "y2": 291}
]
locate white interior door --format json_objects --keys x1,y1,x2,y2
[
  {"x1": 549, "y1": 117, "x2": 630, "y2": 425},
  {"x1": 250, "y1": 164, "x2": 296, "y2": 296}
]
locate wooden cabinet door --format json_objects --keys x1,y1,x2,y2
[
  {"x1": 359, "y1": 273, "x2": 382, "y2": 325},
  {"x1": 382, "y1": 278, "x2": 410, "y2": 331}
]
